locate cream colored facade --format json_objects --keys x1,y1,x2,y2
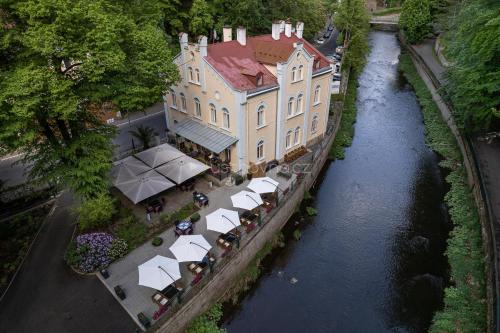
[{"x1": 164, "y1": 23, "x2": 333, "y2": 175}]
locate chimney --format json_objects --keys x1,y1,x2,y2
[
  {"x1": 198, "y1": 35, "x2": 208, "y2": 57},
  {"x1": 179, "y1": 32, "x2": 188, "y2": 49},
  {"x1": 223, "y1": 26, "x2": 232, "y2": 42},
  {"x1": 296, "y1": 22, "x2": 304, "y2": 39},
  {"x1": 285, "y1": 20, "x2": 292, "y2": 38},
  {"x1": 279, "y1": 20, "x2": 285, "y2": 33},
  {"x1": 272, "y1": 21, "x2": 281, "y2": 40},
  {"x1": 236, "y1": 26, "x2": 246, "y2": 46}
]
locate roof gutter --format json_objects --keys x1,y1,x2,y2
[{"x1": 246, "y1": 84, "x2": 280, "y2": 98}]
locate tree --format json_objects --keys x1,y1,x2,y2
[
  {"x1": 334, "y1": 0, "x2": 370, "y2": 74},
  {"x1": 0, "y1": 0, "x2": 179, "y2": 198},
  {"x1": 443, "y1": 0, "x2": 500, "y2": 132},
  {"x1": 76, "y1": 193, "x2": 117, "y2": 231},
  {"x1": 129, "y1": 125, "x2": 158, "y2": 150},
  {"x1": 189, "y1": 0, "x2": 214, "y2": 37},
  {"x1": 400, "y1": 0, "x2": 432, "y2": 44}
]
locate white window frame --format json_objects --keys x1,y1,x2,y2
[
  {"x1": 195, "y1": 68, "x2": 200, "y2": 83},
  {"x1": 311, "y1": 115, "x2": 319, "y2": 133},
  {"x1": 171, "y1": 90, "x2": 177, "y2": 108},
  {"x1": 257, "y1": 105, "x2": 265, "y2": 128},
  {"x1": 287, "y1": 98, "x2": 294, "y2": 117},
  {"x1": 314, "y1": 85, "x2": 321, "y2": 105},
  {"x1": 194, "y1": 98, "x2": 201, "y2": 118},
  {"x1": 257, "y1": 140, "x2": 264, "y2": 160},
  {"x1": 180, "y1": 93, "x2": 187, "y2": 111},
  {"x1": 188, "y1": 67, "x2": 194, "y2": 82},
  {"x1": 286, "y1": 130, "x2": 292, "y2": 148},
  {"x1": 294, "y1": 127, "x2": 301, "y2": 145},
  {"x1": 209, "y1": 104, "x2": 217, "y2": 124},
  {"x1": 296, "y1": 94, "x2": 303, "y2": 115},
  {"x1": 222, "y1": 108, "x2": 230, "y2": 129},
  {"x1": 291, "y1": 67, "x2": 296, "y2": 82},
  {"x1": 298, "y1": 65, "x2": 303, "y2": 80}
]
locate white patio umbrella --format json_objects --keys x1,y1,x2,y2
[
  {"x1": 115, "y1": 170, "x2": 175, "y2": 204},
  {"x1": 138, "y1": 255, "x2": 181, "y2": 290},
  {"x1": 169, "y1": 235, "x2": 212, "y2": 262},
  {"x1": 230, "y1": 190, "x2": 263, "y2": 210},
  {"x1": 206, "y1": 208, "x2": 240, "y2": 234},
  {"x1": 135, "y1": 143, "x2": 185, "y2": 168},
  {"x1": 156, "y1": 155, "x2": 210, "y2": 184},
  {"x1": 247, "y1": 177, "x2": 279, "y2": 194},
  {"x1": 110, "y1": 156, "x2": 151, "y2": 185}
]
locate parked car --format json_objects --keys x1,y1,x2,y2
[
  {"x1": 326, "y1": 55, "x2": 337, "y2": 63},
  {"x1": 333, "y1": 73, "x2": 342, "y2": 81},
  {"x1": 331, "y1": 80, "x2": 341, "y2": 95},
  {"x1": 323, "y1": 31, "x2": 331, "y2": 39},
  {"x1": 328, "y1": 25, "x2": 334, "y2": 32},
  {"x1": 333, "y1": 53, "x2": 342, "y2": 61},
  {"x1": 336, "y1": 46, "x2": 344, "y2": 55},
  {"x1": 317, "y1": 37, "x2": 325, "y2": 44}
]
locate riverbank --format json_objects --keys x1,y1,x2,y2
[{"x1": 399, "y1": 52, "x2": 487, "y2": 332}]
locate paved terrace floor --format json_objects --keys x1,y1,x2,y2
[{"x1": 101, "y1": 168, "x2": 297, "y2": 330}]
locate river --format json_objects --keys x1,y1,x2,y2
[{"x1": 222, "y1": 31, "x2": 451, "y2": 333}]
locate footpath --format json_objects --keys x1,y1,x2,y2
[{"x1": 0, "y1": 191, "x2": 137, "y2": 333}]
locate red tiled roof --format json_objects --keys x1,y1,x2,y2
[{"x1": 205, "y1": 33, "x2": 331, "y2": 92}]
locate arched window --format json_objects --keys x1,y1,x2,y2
[
  {"x1": 188, "y1": 67, "x2": 194, "y2": 82},
  {"x1": 287, "y1": 97, "x2": 294, "y2": 117},
  {"x1": 291, "y1": 67, "x2": 297, "y2": 82},
  {"x1": 296, "y1": 94, "x2": 303, "y2": 114},
  {"x1": 294, "y1": 127, "x2": 301, "y2": 145},
  {"x1": 286, "y1": 130, "x2": 292, "y2": 148},
  {"x1": 257, "y1": 140, "x2": 264, "y2": 160},
  {"x1": 171, "y1": 90, "x2": 177, "y2": 108},
  {"x1": 210, "y1": 104, "x2": 217, "y2": 123},
  {"x1": 257, "y1": 105, "x2": 265, "y2": 127},
  {"x1": 311, "y1": 115, "x2": 319, "y2": 133},
  {"x1": 314, "y1": 85, "x2": 321, "y2": 104},
  {"x1": 180, "y1": 93, "x2": 187, "y2": 111},
  {"x1": 195, "y1": 69, "x2": 200, "y2": 83},
  {"x1": 223, "y1": 108, "x2": 230, "y2": 129},
  {"x1": 298, "y1": 65, "x2": 303, "y2": 80},
  {"x1": 194, "y1": 98, "x2": 201, "y2": 117}
]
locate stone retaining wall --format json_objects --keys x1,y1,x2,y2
[{"x1": 399, "y1": 32, "x2": 497, "y2": 333}]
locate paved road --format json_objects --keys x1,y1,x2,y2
[
  {"x1": 0, "y1": 154, "x2": 30, "y2": 188},
  {"x1": 0, "y1": 192, "x2": 138, "y2": 333},
  {"x1": 316, "y1": 27, "x2": 339, "y2": 56},
  {"x1": 412, "y1": 39, "x2": 446, "y2": 84}
]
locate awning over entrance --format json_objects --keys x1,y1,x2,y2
[{"x1": 173, "y1": 119, "x2": 238, "y2": 154}]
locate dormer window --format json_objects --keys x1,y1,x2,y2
[
  {"x1": 256, "y1": 72, "x2": 264, "y2": 86},
  {"x1": 314, "y1": 59, "x2": 321, "y2": 69}
]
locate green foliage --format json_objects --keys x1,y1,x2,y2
[
  {"x1": 372, "y1": 7, "x2": 402, "y2": 16},
  {"x1": 151, "y1": 237, "x2": 163, "y2": 247},
  {"x1": 129, "y1": 125, "x2": 157, "y2": 151},
  {"x1": 443, "y1": 0, "x2": 500, "y2": 132},
  {"x1": 336, "y1": 31, "x2": 345, "y2": 46},
  {"x1": 190, "y1": 212, "x2": 201, "y2": 222},
  {"x1": 76, "y1": 193, "x2": 116, "y2": 231},
  {"x1": 334, "y1": 0, "x2": 370, "y2": 74},
  {"x1": 293, "y1": 229, "x2": 302, "y2": 241},
  {"x1": 306, "y1": 207, "x2": 317, "y2": 216},
  {"x1": 0, "y1": 0, "x2": 180, "y2": 198},
  {"x1": 304, "y1": 191, "x2": 313, "y2": 200},
  {"x1": 399, "y1": 53, "x2": 486, "y2": 333},
  {"x1": 330, "y1": 74, "x2": 359, "y2": 160},
  {"x1": 185, "y1": 303, "x2": 225, "y2": 333},
  {"x1": 64, "y1": 241, "x2": 84, "y2": 267},
  {"x1": 108, "y1": 238, "x2": 128, "y2": 260},
  {"x1": 114, "y1": 215, "x2": 148, "y2": 250},
  {"x1": 189, "y1": 0, "x2": 214, "y2": 37},
  {"x1": 400, "y1": 0, "x2": 432, "y2": 44}
]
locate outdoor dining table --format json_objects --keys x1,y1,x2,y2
[
  {"x1": 175, "y1": 220, "x2": 193, "y2": 236},
  {"x1": 193, "y1": 192, "x2": 209, "y2": 207}
]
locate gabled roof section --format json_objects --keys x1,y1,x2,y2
[{"x1": 205, "y1": 33, "x2": 331, "y2": 92}]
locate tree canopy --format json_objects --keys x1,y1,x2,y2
[
  {"x1": 400, "y1": 0, "x2": 432, "y2": 44},
  {"x1": 443, "y1": 0, "x2": 500, "y2": 132},
  {"x1": 0, "y1": 0, "x2": 179, "y2": 198}
]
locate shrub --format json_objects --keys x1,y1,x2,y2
[
  {"x1": 74, "y1": 232, "x2": 115, "y2": 273},
  {"x1": 152, "y1": 237, "x2": 163, "y2": 247},
  {"x1": 76, "y1": 193, "x2": 116, "y2": 231},
  {"x1": 64, "y1": 242, "x2": 83, "y2": 267},
  {"x1": 190, "y1": 213, "x2": 200, "y2": 222},
  {"x1": 109, "y1": 238, "x2": 128, "y2": 260},
  {"x1": 115, "y1": 215, "x2": 148, "y2": 250},
  {"x1": 306, "y1": 207, "x2": 317, "y2": 216},
  {"x1": 400, "y1": 0, "x2": 432, "y2": 44},
  {"x1": 185, "y1": 303, "x2": 225, "y2": 333}
]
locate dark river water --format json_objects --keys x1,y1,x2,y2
[{"x1": 222, "y1": 32, "x2": 451, "y2": 333}]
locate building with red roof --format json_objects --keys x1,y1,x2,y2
[{"x1": 164, "y1": 20, "x2": 334, "y2": 177}]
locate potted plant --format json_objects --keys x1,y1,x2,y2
[
  {"x1": 152, "y1": 237, "x2": 163, "y2": 247},
  {"x1": 247, "y1": 173, "x2": 253, "y2": 180}
]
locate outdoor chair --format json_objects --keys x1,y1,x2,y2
[{"x1": 191, "y1": 273, "x2": 203, "y2": 286}]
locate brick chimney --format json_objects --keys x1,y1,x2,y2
[{"x1": 236, "y1": 26, "x2": 246, "y2": 46}]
